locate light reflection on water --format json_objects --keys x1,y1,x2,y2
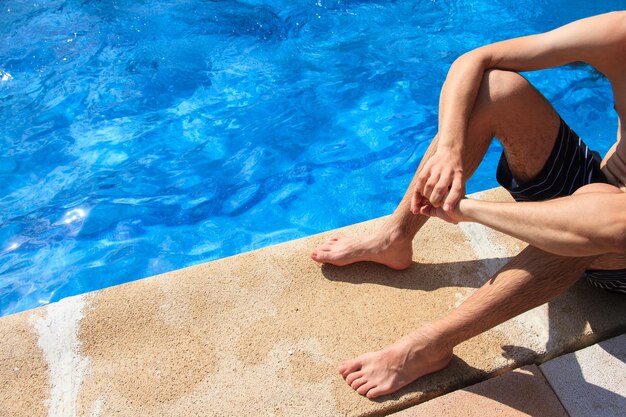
[{"x1": 0, "y1": 0, "x2": 621, "y2": 316}]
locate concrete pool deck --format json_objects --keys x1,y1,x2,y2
[{"x1": 1, "y1": 187, "x2": 625, "y2": 416}]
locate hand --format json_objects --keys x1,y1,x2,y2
[
  {"x1": 411, "y1": 149, "x2": 465, "y2": 214},
  {"x1": 418, "y1": 201, "x2": 462, "y2": 224}
]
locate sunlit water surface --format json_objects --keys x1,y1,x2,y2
[{"x1": 0, "y1": 0, "x2": 622, "y2": 316}]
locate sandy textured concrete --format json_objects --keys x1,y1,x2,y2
[
  {"x1": 390, "y1": 365, "x2": 568, "y2": 417},
  {"x1": 1, "y1": 187, "x2": 625, "y2": 417},
  {"x1": 540, "y1": 333, "x2": 626, "y2": 417},
  {"x1": 0, "y1": 311, "x2": 49, "y2": 417}
]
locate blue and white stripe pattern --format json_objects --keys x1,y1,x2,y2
[{"x1": 496, "y1": 118, "x2": 608, "y2": 202}]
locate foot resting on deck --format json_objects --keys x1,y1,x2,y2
[
  {"x1": 310, "y1": 233, "x2": 413, "y2": 271},
  {"x1": 339, "y1": 327, "x2": 453, "y2": 399}
]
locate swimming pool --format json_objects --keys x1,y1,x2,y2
[{"x1": 0, "y1": 0, "x2": 621, "y2": 316}]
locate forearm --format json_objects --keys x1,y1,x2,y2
[
  {"x1": 411, "y1": 50, "x2": 494, "y2": 210},
  {"x1": 457, "y1": 194, "x2": 626, "y2": 256},
  {"x1": 437, "y1": 50, "x2": 492, "y2": 151}
]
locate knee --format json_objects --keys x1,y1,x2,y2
[
  {"x1": 573, "y1": 183, "x2": 622, "y2": 196},
  {"x1": 470, "y1": 69, "x2": 531, "y2": 131},
  {"x1": 610, "y1": 219, "x2": 626, "y2": 253},
  {"x1": 573, "y1": 186, "x2": 626, "y2": 253},
  {"x1": 479, "y1": 69, "x2": 529, "y2": 104}
]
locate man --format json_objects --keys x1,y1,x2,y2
[{"x1": 310, "y1": 11, "x2": 626, "y2": 399}]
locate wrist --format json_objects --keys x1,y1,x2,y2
[
  {"x1": 454, "y1": 198, "x2": 475, "y2": 222},
  {"x1": 437, "y1": 140, "x2": 464, "y2": 154}
]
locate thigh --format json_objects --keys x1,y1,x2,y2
[
  {"x1": 463, "y1": 69, "x2": 560, "y2": 184},
  {"x1": 473, "y1": 70, "x2": 561, "y2": 184},
  {"x1": 589, "y1": 253, "x2": 626, "y2": 271}
]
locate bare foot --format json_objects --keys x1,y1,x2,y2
[
  {"x1": 310, "y1": 232, "x2": 413, "y2": 270},
  {"x1": 338, "y1": 327, "x2": 453, "y2": 399}
]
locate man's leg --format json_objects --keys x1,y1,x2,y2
[
  {"x1": 310, "y1": 69, "x2": 560, "y2": 269},
  {"x1": 340, "y1": 152, "x2": 626, "y2": 398},
  {"x1": 341, "y1": 247, "x2": 596, "y2": 399},
  {"x1": 328, "y1": 69, "x2": 581, "y2": 398}
]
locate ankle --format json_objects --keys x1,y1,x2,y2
[
  {"x1": 409, "y1": 322, "x2": 457, "y2": 354},
  {"x1": 378, "y1": 224, "x2": 414, "y2": 247}
]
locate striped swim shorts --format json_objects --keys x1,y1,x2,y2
[{"x1": 496, "y1": 118, "x2": 625, "y2": 294}]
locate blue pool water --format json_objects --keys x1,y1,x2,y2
[{"x1": 0, "y1": 1, "x2": 622, "y2": 316}]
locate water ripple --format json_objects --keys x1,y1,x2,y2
[{"x1": 0, "y1": 0, "x2": 621, "y2": 316}]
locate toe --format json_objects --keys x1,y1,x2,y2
[
  {"x1": 310, "y1": 251, "x2": 322, "y2": 263},
  {"x1": 311, "y1": 250, "x2": 328, "y2": 262},
  {"x1": 339, "y1": 360, "x2": 361, "y2": 378},
  {"x1": 366, "y1": 384, "x2": 391, "y2": 399},
  {"x1": 356, "y1": 382, "x2": 377, "y2": 396},
  {"x1": 315, "y1": 251, "x2": 329, "y2": 262},
  {"x1": 320, "y1": 238, "x2": 339, "y2": 248},
  {"x1": 345, "y1": 370, "x2": 364, "y2": 385},
  {"x1": 338, "y1": 363, "x2": 348, "y2": 376},
  {"x1": 350, "y1": 376, "x2": 368, "y2": 390}
]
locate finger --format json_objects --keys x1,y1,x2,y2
[
  {"x1": 414, "y1": 169, "x2": 430, "y2": 198},
  {"x1": 411, "y1": 191, "x2": 422, "y2": 215},
  {"x1": 419, "y1": 204, "x2": 434, "y2": 217},
  {"x1": 422, "y1": 173, "x2": 440, "y2": 201},
  {"x1": 443, "y1": 174, "x2": 465, "y2": 212},
  {"x1": 429, "y1": 173, "x2": 452, "y2": 207},
  {"x1": 412, "y1": 167, "x2": 431, "y2": 214}
]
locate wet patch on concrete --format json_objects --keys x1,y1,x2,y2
[{"x1": 33, "y1": 295, "x2": 89, "y2": 417}]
